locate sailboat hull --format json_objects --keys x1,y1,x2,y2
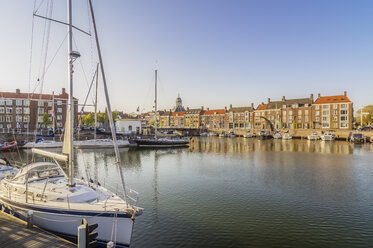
[{"x1": 0, "y1": 197, "x2": 133, "y2": 247}]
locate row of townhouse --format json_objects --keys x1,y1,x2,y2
[
  {"x1": 157, "y1": 91, "x2": 353, "y2": 130},
  {"x1": 0, "y1": 88, "x2": 78, "y2": 130}
]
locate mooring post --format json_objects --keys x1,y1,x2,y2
[
  {"x1": 26, "y1": 210, "x2": 33, "y2": 229},
  {"x1": 78, "y1": 222, "x2": 87, "y2": 248}
]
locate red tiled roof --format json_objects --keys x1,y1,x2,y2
[
  {"x1": 0, "y1": 91, "x2": 73, "y2": 100},
  {"x1": 202, "y1": 109, "x2": 226, "y2": 115},
  {"x1": 255, "y1": 104, "x2": 267, "y2": 110},
  {"x1": 314, "y1": 95, "x2": 351, "y2": 104},
  {"x1": 171, "y1": 111, "x2": 185, "y2": 116}
]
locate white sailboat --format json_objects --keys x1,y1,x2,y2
[
  {"x1": 133, "y1": 69, "x2": 189, "y2": 148},
  {"x1": 0, "y1": 1, "x2": 142, "y2": 246}
]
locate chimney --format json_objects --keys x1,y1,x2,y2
[
  {"x1": 344, "y1": 91, "x2": 347, "y2": 96},
  {"x1": 261, "y1": 102, "x2": 264, "y2": 105},
  {"x1": 282, "y1": 96, "x2": 285, "y2": 102},
  {"x1": 201, "y1": 106, "x2": 204, "y2": 110},
  {"x1": 16, "y1": 89, "x2": 20, "y2": 94},
  {"x1": 268, "y1": 98, "x2": 270, "y2": 103},
  {"x1": 187, "y1": 107, "x2": 189, "y2": 111},
  {"x1": 310, "y1": 93, "x2": 313, "y2": 102},
  {"x1": 207, "y1": 107, "x2": 209, "y2": 111},
  {"x1": 230, "y1": 104, "x2": 232, "y2": 109},
  {"x1": 251, "y1": 103, "x2": 254, "y2": 109},
  {"x1": 225, "y1": 106, "x2": 227, "y2": 111},
  {"x1": 62, "y1": 88, "x2": 66, "y2": 94},
  {"x1": 318, "y1": 93, "x2": 321, "y2": 98}
]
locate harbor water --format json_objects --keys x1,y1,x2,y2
[{"x1": 15, "y1": 137, "x2": 373, "y2": 247}]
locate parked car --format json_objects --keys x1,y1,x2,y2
[{"x1": 358, "y1": 126, "x2": 373, "y2": 131}]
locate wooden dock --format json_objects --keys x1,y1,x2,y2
[{"x1": 0, "y1": 211, "x2": 76, "y2": 248}]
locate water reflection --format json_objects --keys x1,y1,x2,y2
[
  {"x1": 6, "y1": 138, "x2": 373, "y2": 248},
  {"x1": 189, "y1": 137, "x2": 361, "y2": 154}
]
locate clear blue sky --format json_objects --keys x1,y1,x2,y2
[{"x1": 1, "y1": 0, "x2": 373, "y2": 113}]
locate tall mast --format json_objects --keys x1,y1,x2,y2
[
  {"x1": 94, "y1": 63, "x2": 99, "y2": 140},
  {"x1": 52, "y1": 91, "x2": 55, "y2": 140},
  {"x1": 88, "y1": 0, "x2": 128, "y2": 203},
  {"x1": 154, "y1": 69, "x2": 157, "y2": 138},
  {"x1": 67, "y1": 0, "x2": 74, "y2": 186}
]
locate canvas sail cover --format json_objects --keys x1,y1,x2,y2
[{"x1": 62, "y1": 107, "x2": 71, "y2": 154}]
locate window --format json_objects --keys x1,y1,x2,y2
[
  {"x1": 57, "y1": 100, "x2": 62, "y2": 105},
  {"x1": 333, "y1": 104, "x2": 338, "y2": 109},
  {"x1": 6, "y1": 99, "x2": 12, "y2": 105},
  {"x1": 305, "y1": 110, "x2": 309, "y2": 115},
  {"x1": 298, "y1": 110, "x2": 302, "y2": 115},
  {"x1": 24, "y1": 99, "x2": 30, "y2": 106},
  {"x1": 283, "y1": 111, "x2": 286, "y2": 116},
  {"x1": 57, "y1": 108, "x2": 62, "y2": 113},
  {"x1": 289, "y1": 110, "x2": 293, "y2": 115},
  {"x1": 0, "y1": 99, "x2": 4, "y2": 105},
  {"x1": 333, "y1": 116, "x2": 338, "y2": 121},
  {"x1": 340, "y1": 116, "x2": 347, "y2": 121},
  {"x1": 24, "y1": 116, "x2": 30, "y2": 122},
  {"x1": 298, "y1": 116, "x2": 302, "y2": 121},
  {"x1": 24, "y1": 123, "x2": 28, "y2": 129},
  {"x1": 38, "y1": 101, "x2": 44, "y2": 106},
  {"x1": 0, "y1": 124, "x2": 2, "y2": 128},
  {"x1": 305, "y1": 116, "x2": 309, "y2": 122},
  {"x1": 24, "y1": 108, "x2": 30, "y2": 114},
  {"x1": 315, "y1": 111, "x2": 319, "y2": 116},
  {"x1": 48, "y1": 101, "x2": 52, "y2": 107},
  {"x1": 6, "y1": 116, "x2": 12, "y2": 122},
  {"x1": 0, "y1": 107, "x2": 4, "y2": 113},
  {"x1": 16, "y1": 107, "x2": 22, "y2": 114},
  {"x1": 38, "y1": 108, "x2": 44, "y2": 114},
  {"x1": 315, "y1": 105, "x2": 319, "y2": 110},
  {"x1": 341, "y1": 104, "x2": 347, "y2": 109},
  {"x1": 340, "y1": 110, "x2": 347, "y2": 115},
  {"x1": 322, "y1": 110, "x2": 329, "y2": 115},
  {"x1": 48, "y1": 110, "x2": 52, "y2": 115},
  {"x1": 57, "y1": 115, "x2": 62, "y2": 120},
  {"x1": 0, "y1": 116, "x2": 3, "y2": 122},
  {"x1": 282, "y1": 117, "x2": 286, "y2": 122},
  {"x1": 6, "y1": 107, "x2": 12, "y2": 114},
  {"x1": 58, "y1": 122, "x2": 63, "y2": 127},
  {"x1": 282, "y1": 105, "x2": 286, "y2": 108},
  {"x1": 305, "y1": 104, "x2": 309, "y2": 107},
  {"x1": 315, "y1": 116, "x2": 320, "y2": 121},
  {"x1": 16, "y1": 116, "x2": 22, "y2": 122},
  {"x1": 38, "y1": 116, "x2": 43, "y2": 123},
  {"x1": 16, "y1": 99, "x2": 22, "y2": 106},
  {"x1": 322, "y1": 105, "x2": 329, "y2": 109},
  {"x1": 7, "y1": 124, "x2": 11, "y2": 129},
  {"x1": 292, "y1": 104, "x2": 298, "y2": 108},
  {"x1": 288, "y1": 117, "x2": 293, "y2": 122}
]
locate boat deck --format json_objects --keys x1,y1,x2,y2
[{"x1": 0, "y1": 211, "x2": 76, "y2": 248}]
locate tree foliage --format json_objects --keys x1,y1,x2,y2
[{"x1": 42, "y1": 112, "x2": 51, "y2": 127}]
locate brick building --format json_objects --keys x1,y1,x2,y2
[
  {"x1": 185, "y1": 107, "x2": 203, "y2": 128},
  {"x1": 281, "y1": 95, "x2": 313, "y2": 129},
  {"x1": 201, "y1": 109, "x2": 227, "y2": 129},
  {"x1": 0, "y1": 88, "x2": 78, "y2": 131},
  {"x1": 312, "y1": 91, "x2": 353, "y2": 129},
  {"x1": 170, "y1": 111, "x2": 186, "y2": 128},
  {"x1": 228, "y1": 104, "x2": 255, "y2": 129}
]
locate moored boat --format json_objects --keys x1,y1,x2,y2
[
  {"x1": 273, "y1": 131, "x2": 282, "y2": 139},
  {"x1": 258, "y1": 130, "x2": 272, "y2": 139},
  {"x1": 350, "y1": 133, "x2": 364, "y2": 143},
  {"x1": 0, "y1": 141, "x2": 17, "y2": 151},
  {"x1": 307, "y1": 132, "x2": 320, "y2": 140},
  {"x1": 282, "y1": 132, "x2": 292, "y2": 140},
  {"x1": 321, "y1": 131, "x2": 335, "y2": 141}
]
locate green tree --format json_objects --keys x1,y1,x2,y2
[
  {"x1": 82, "y1": 113, "x2": 95, "y2": 126},
  {"x1": 42, "y1": 113, "x2": 51, "y2": 127}
]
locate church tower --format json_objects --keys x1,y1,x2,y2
[{"x1": 173, "y1": 93, "x2": 186, "y2": 112}]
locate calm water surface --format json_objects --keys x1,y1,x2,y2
[{"x1": 17, "y1": 138, "x2": 373, "y2": 247}]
